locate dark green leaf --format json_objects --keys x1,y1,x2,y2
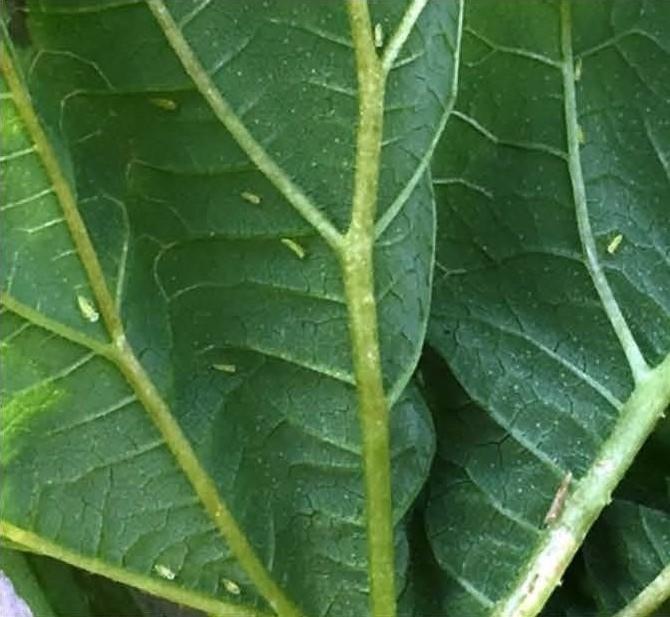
[
  {"x1": 427, "y1": 0, "x2": 670, "y2": 612},
  {"x1": 0, "y1": 1, "x2": 461, "y2": 615},
  {"x1": 584, "y1": 500, "x2": 670, "y2": 615}
]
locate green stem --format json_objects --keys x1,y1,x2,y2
[
  {"x1": 493, "y1": 353, "x2": 670, "y2": 617},
  {"x1": 344, "y1": 3, "x2": 395, "y2": 616}
]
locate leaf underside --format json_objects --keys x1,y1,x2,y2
[
  {"x1": 0, "y1": 1, "x2": 460, "y2": 616},
  {"x1": 426, "y1": 0, "x2": 669, "y2": 613}
]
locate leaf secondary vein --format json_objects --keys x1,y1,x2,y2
[
  {"x1": 375, "y1": 0, "x2": 464, "y2": 239},
  {"x1": 0, "y1": 46, "x2": 123, "y2": 342},
  {"x1": 381, "y1": 0, "x2": 429, "y2": 74},
  {"x1": 559, "y1": 0, "x2": 649, "y2": 384},
  {"x1": 0, "y1": 522, "x2": 271, "y2": 617},
  {"x1": 0, "y1": 292, "x2": 113, "y2": 359},
  {"x1": 0, "y1": 40, "x2": 303, "y2": 617},
  {"x1": 490, "y1": 3, "x2": 670, "y2": 614},
  {"x1": 145, "y1": 0, "x2": 345, "y2": 255}
]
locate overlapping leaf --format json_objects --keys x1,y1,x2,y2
[{"x1": 426, "y1": 0, "x2": 670, "y2": 612}]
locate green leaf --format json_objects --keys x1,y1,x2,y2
[
  {"x1": 584, "y1": 500, "x2": 670, "y2": 615},
  {"x1": 581, "y1": 416, "x2": 670, "y2": 616},
  {"x1": 0, "y1": 547, "x2": 200, "y2": 617},
  {"x1": 427, "y1": 0, "x2": 670, "y2": 613},
  {"x1": 1, "y1": 549, "x2": 55, "y2": 617},
  {"x1": 0, "y1": 2, "x2": 461, "y2": 616}
]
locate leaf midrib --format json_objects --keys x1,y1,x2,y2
[{"x1": 2, "y1": 1, "x2": 445, "y2": 616}]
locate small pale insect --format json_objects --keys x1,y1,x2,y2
[
  {"x1": 149, "y1": 97, "x2": 178, "y2": 111},
  {"x1": 574, "y1": 58, "x2": 582, "y2": 82},
  {"x1": 374, "y1": 23, "x2": 384, "y2": 49},
  {"x1": 222, "y1": 578, "x2": 241, "y2": 595},
  {"x1": 607, "y1": 233, "x2": 623, "y2": 255},
  {"x1": 154, "y1": 564, "x2": 176, "y2": 580},
  {"x1": 281, "y1": 238, "x2": 306, "y2": 260},
  {"x1": 77, "y1": 295, "x2": 99, "y2": 323},
  {"x1": 241, "y1": 191, "x2": 262, "y2": 205},
  {"x1": 577, "y1": 125, "x2": 586, "y2": 145},
  {"x1": 544, "y1": 471, "x2": 573, "y2": 525},
  {"x1": 212, "y1": 363, "x2": 237, "y2": 374}
]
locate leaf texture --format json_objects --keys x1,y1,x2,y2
[
  {"x1": 0, "y1": 1, "x2": 461, "y2": 615},
  {"x1": 426, "y1": 0, "x2": 670, "y2": 612}
]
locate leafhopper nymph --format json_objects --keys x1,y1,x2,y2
[
  {"x1": 607, "y1": 233, "x2": 623, "y2": 255},
  {"x1": 153, "y1": 564, "x2": 176, "y2": 580},
  {"x1": 76, "y1": 294, "x2": 99, "y2": 323}
]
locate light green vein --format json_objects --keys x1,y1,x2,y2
[
  {"x1": 559, "y1": 0, "x2": 649, "y2": 383},
  {"x1": 376, "y1": 1, "x2": 464, "y2": 238},
  {"x1": 0, "y1": 292, "x2": 113, "y2": 358},
  {"x1": 343, "y1": 2, "x2": 395, "y2": 616},
  {"x1": 145, "y1": 0, "x2": 345, "y2": 254},
  {"x1": 0, "y1": 40, "x2": 303, "y2": 617},
  {"x1": 0, "y1": 522, "x2": 272, "y2": 617},
  {"x1": 381, "y1": 0, "x2": 429, "y2": 74}
]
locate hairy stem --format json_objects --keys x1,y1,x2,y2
[
  {"x1": 345, "y1": 2, "x2": 395, "y2": 616},
  {"x1": 493, "y1": 353, "x2": 670, "y2": 617}
]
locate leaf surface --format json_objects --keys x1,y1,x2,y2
[
  {"x1": 426, "y1": 0, "x2": 670, "y2": 612},
  {"x1": 0, "y1": 1, "x2": 461, "y2": 615}
]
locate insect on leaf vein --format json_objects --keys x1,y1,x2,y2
[{"x1": 374, "y1": 23, "x2": 384, "y2": 49}]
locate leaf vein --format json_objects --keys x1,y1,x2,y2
[{"x1": 146, "y1": 0, "x2": 345, "y2": 254}]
